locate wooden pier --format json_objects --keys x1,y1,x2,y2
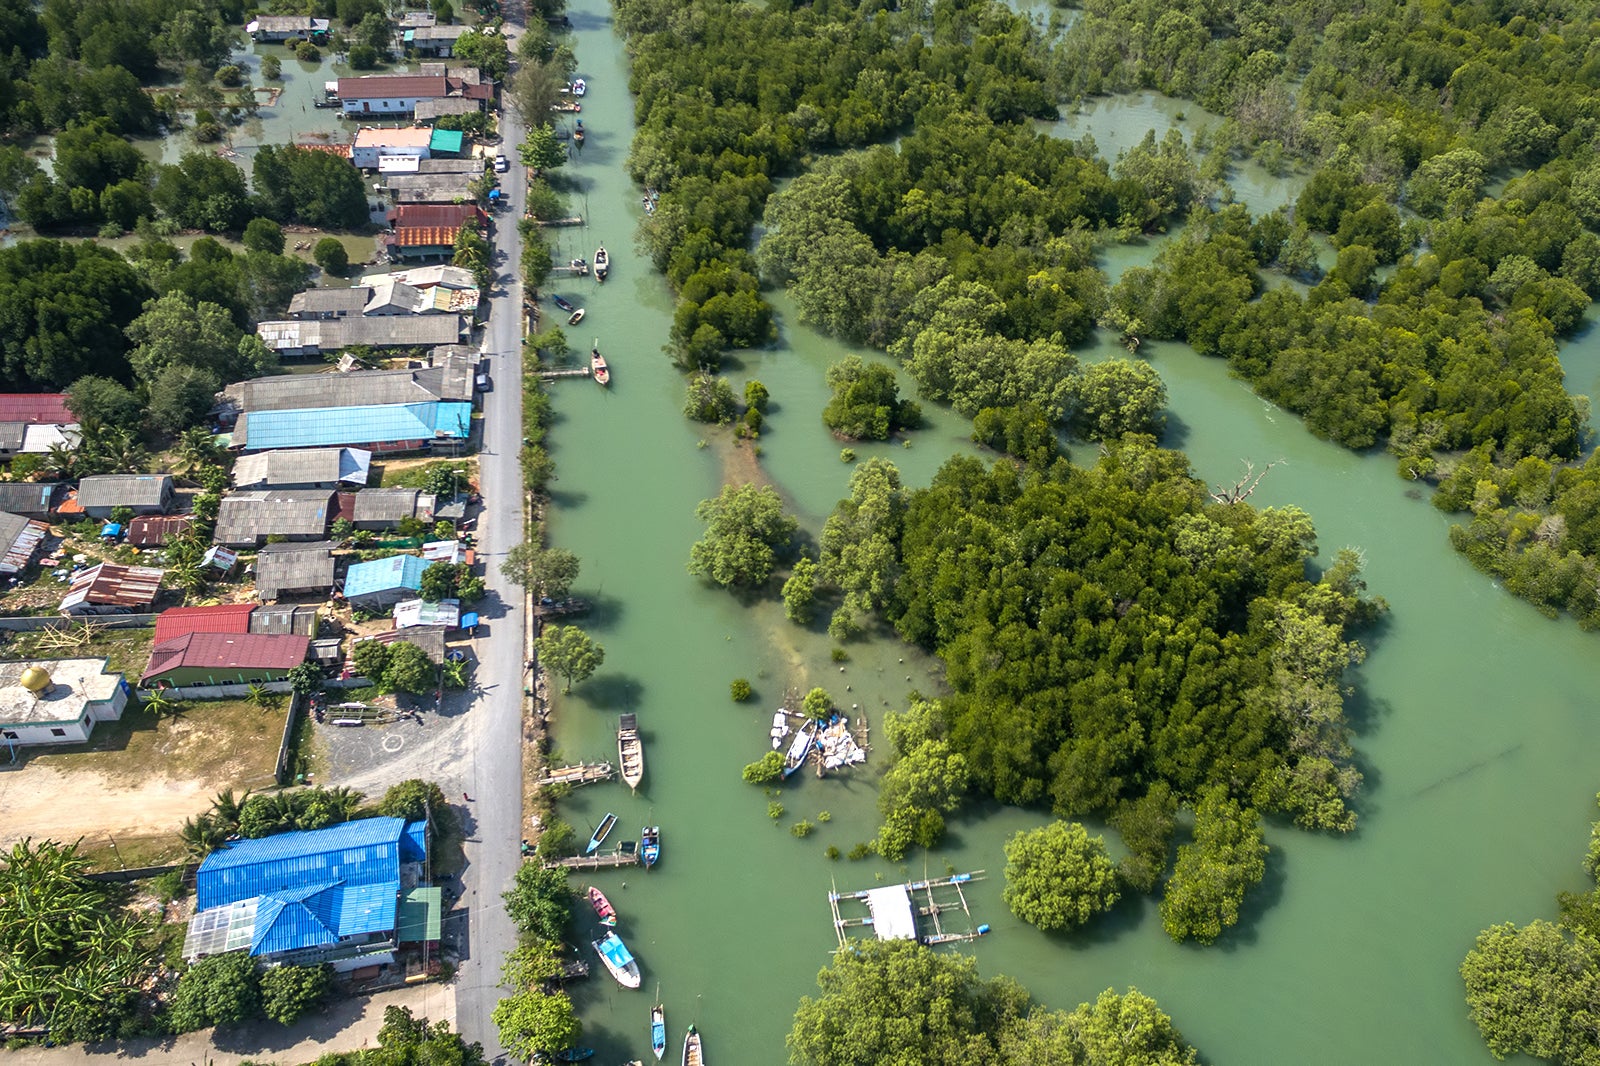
[
  {"x1": 828, "y1": 871, "x2": 990, "y2": 948},
  {"x1": 537, "y1": 761, "x2": 614, "y2": 788},
  {"x1": 536, "y1": 366, "x2": 592, "y2": 380},
  {"x1": 533, "y1": 216, "x2": 584, "y2": 227},
  {"x1": 543, "y1": 843, "x2": 641, "y2": 870},
  {"x1": 548, "y1": 264, "x2": 589, "y2": 277}
]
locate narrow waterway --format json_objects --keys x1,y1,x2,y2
[{"x1": 539, "y1": 2, "x2": 1600, "y2": 1061}]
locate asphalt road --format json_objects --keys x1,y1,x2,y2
[{"x1": 453, "y1": 71, "x2": 529, "y2": 1063}]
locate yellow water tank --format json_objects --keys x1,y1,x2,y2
[{"x1": 18, "y1": 666, "x2": 51, "y2": 693}]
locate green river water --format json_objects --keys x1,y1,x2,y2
[{"x1": 538, "y1": 10, "x2": 1600, "y2": 1063}]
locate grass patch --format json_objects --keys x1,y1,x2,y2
[
  {"x1": 77, "y1": 833, "x2": 188, "y2": 872},
  {"x1": 3, "y1": 624, "x2": 155, "y2": 679},
  {"x1": 28, "y1": 695, "x2": 287, "y2": 789},
  {"x1": 374, "y1": 458, "x2": 474, "y2": 491}
]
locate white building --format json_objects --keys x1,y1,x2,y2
[
  {"x1": 0, "y1": 660, "x2": 129, "y2": 749},
  {"x1": 350, "y1": 127, "x2": 435, "y2": 170}
]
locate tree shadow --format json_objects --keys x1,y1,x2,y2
[
  {"x1": 1160, "y1": 407, "x2": 1192, "y2": 451},
  {"x1": 575, "y1": 590, "x2": 626, "y2": 632},
  {"x1": 573, "y1": 672, "x2": 643, "y2": 711},
  {"x1": 1209, "y1": 839, "x2": 1287, "y2": 952},
  {"x1": 545, "y1": 487, "x2": 589, "y2": 509}
]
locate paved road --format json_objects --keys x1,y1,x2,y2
[{"x1": 453, "y1": 65, "x2": 529, "y2": 1064}]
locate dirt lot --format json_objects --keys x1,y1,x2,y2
[{"x1": 0, "y1": 697, "x2": 289, "y2": 868}]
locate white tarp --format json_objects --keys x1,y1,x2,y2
[{"x1": 864, "y1": 885, "x2": 916, "y2": 941}]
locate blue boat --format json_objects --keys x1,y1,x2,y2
[
  {"x1": 641, "y1": 825, "x2": 660, "y2": 868},
  {"x1": 651, "y1": 1001, "x2": 667, "y2": 1060},
  {"x1": 585, "y1": 812, "x2": 617, "y2": 855},
  {"x1": 593, "y1": 930, "x2": 642, "y2": 988},
  {"x1": 553, "y1": 1049, "x2": 594, "y2": 1062}
]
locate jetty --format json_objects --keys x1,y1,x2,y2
[
  {"x1": 828, "y1": 871, "x2": 991, "y2": 948},
  {"x1": 532, "y1": 216, "x2": 585, "y2": 227},
  {"x1": 536, "y1": 366, "x2": 593, "y2": 380},
  {"x1": 544, "y1": 841, "x2": 641, "y2": 870},
  {"x1": 537, "y1": 762, "x2": 615, "y2": 788}
]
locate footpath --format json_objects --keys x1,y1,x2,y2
[{"x1": 4, "y1": 982, "x2": 456, "y2": 1066}]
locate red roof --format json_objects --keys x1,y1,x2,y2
[
  {"x1": 143, "y1": 631, "x2": 310, "y2": 682},
  {"x1": 0, "y1": 394, "x2": 73, "y2": 424},
  {"x1": 153, "y1": 603, "x2": 257, "y2": 644},
  {"x1": 337, "y1": 75, "x2": 449, "y2": 99},
  {"x1": 388, "y1": 203, "x2": 483, "y2": 228},
  {"x1": 388, "y1": 225, "x2": 465, "y2": 248}
]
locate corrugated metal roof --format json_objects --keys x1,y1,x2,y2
[
  {"x1": 127, "y1": 514, "x2": 194, "y2": 547},
  {"x1": 428, "y1": 128, "x2": 464, "y2": 154},
  {"x1": 338, "y1": 75, "x2": 451, "y2": 100},
  {"x1": 0, "y1": 394, "x2": 72, "y2": 423},
  {"x1": 0, "y1": 483, "x2": 57, "y2": 514},
  {"x1": 76, "y1": 474, "x2": 171, "y2": 510},
  {"x1": 238, "y1": 402, "x2": 473, "y2": 452},
  {"x1": 59, "y1": 562, "x2": 164, "y2": 611},
  {"x1": 256, "y1": 544, "x2": 336, "y2": 599},
  {"x1": 255, "y1": 315, "x2": 467, "y2": 353},
  {"x1": 0, "y1": 512, "x2": 46, "y2": 575},
  {"x1": 393, "y1": 598, "x2": 459, "y2": 628},
  {"x1": 143, "y1": 632, "x2": 309, "y2": 681},
  {"x1": 235, "y1": 355, "x2": 473, "y2": 413},
  {"x1": 353, "y1": 488, "x2": 424, "y2": 523},
  {"x1": 388, "y1": 225, "x2": 464, "y2": 248},
  {"x1": 389, "y1": 203, "x2": 482, "y2": 229},
  {"x1": 214, "y1": 490, "x2": 335, "y2": 546},
  {"x1": 197, "y1": 817, "x2": 415, "y2": 907},
  {"x1": 154, "y1": 603, "x2": 256, "y2": 643},
  {"x1": 234, "y1": 448, "x2": 372, "y2": 489},
  {"x1": 250, "y1": 604, "x2": 321, "y2": 636},
  {"x1": 354, "y1": 127, "x2": 434, "y2": 149},
  {"x1": 344, "y1": 554, "x2": 427, "y2": 599},
  {"x1": 287, "y1": 288, "x2": 369, "y2": 316},
  {"x1": 396, "y1": 886, "x2": 441, "y2": 942}
]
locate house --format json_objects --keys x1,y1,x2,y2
[
  {"x1": 360, "y1": 264, "x2": 479, "y2": 291},
  {"x1": 352, "y1": 488, "x2": 435, "y2": 530},
  {"x1": 202, "y1": 545, "x2": 240, "y2": 573},
  {"x1": 0, "y1": 482, "x2": 59, "y2": 519},
  {"x1": 0, "y1": 394, "x2": 80, "y2": 459},
  {"x1": 234, "y1": 402, "x2": 473, "y2": 453},
  {"x1": 250, "y1": 604, "x2": 321, "y2": 636},
  {"x1": 286, "y1": 288, "x2": 369, "y2": 320},
  {"x1": 352, "y1": 625, "x2": 446, "y2": 668},
  {"x1": 394, "y1": 598, "x2": 458, "y2": 629},
  {"x1": 335, "y1": 74, "x2": 493, "y2": 117},
  {"x1": 127, "y1": 514, "x2": 195, "y2": 548},
  {"x1": 153, "y1": 602, "x2": 256, "y2": 644},
  {"x1": 183, "y1": 817, "x2": 432, "y2": 969},
  {"x1": 143, "y1": 631, "x2": 309, "y2": 686},
  {"x1": 0, "y1": 659, "x2": 129, "y2": 748},
  {"x1": 405, "y1": 24, "x2": 469, "y2": 56},
  {"x1": 344, "y1": 554, "x2": 428, "y2": 608},
  {"x1": 0, "y1": 511, "x2": 48, "y2": 574},
  {"x1": 382, "y1": 170, "x2": 480, "y2": 205},
  {"x1": 351, "y1": 127, "x2": 435, "y2": 170},
  {"x1": 214, "y1": 490, "x2": 336, "y2": 548},
  {"x1": 73, "y1": 474, "x2": 174, "y2": 519},
  {"x1": 247, "y1": 15, "x2": 329, "y2": 41},
  {"x1": 59, "y1": 562, "x2": 164, "y2": 615},
  {"x1": 255, "y1": 541, "x2": 337, "y2": 602},
  {"x1": 234, "y1": 448, "x2": 372, "y2": 491},
  {"x1": 254, "y1": 315, "x2": 469, "y2": 357},
  {"x1": 412, "y1": 98, "x2": 484, "y2": 124},
  {"x1": 385, "y1": 203, "x2": 485, "y2": 261}
]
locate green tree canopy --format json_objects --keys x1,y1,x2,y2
[
  {"x1": 1159, "y1": 789, "x2": 1268, "y2": 945},
  {"x1": 1001, "y1": 821, "x2": 1121, "y2": 932},
  {"x1": 382, "y1": 640, "x2": 437, "y2": 695},
  {"x1": 504, "y1": 864, "x2": 572, "y2": 942},
  {"x1": 687, "y1": 483, "x2": 798, "y2": 589},
  {"x1": 168, "y1": 952, "x2": 261, "y2": 1032},
  {"x1": 535, "y1": 624, "x2": 603, "y2": 693},
  {"x1": 0, "y1": 239, "x2": 150, "y2": 388},
  {"x1": 253, "y1": 145, "x2": 370, "y2": 230},
  {"x1": 1073, "y1": 358, "x2": 1168, "y2": 441},
  {"x1": 822, "y1": 355, "x2": 920, "y2": 441},
  {"x1": 502, "y1": 544, "x2": 581, "y2": 599},
  {"x1": 492, "y1": 988, "x2": 580, "y2": 1062},
  {"x1": 260, "y1": 963, "x2": 332, "y2": 1026}
]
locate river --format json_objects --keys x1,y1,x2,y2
[{"x1": 538, "y1": 4, "x2": 1600, "y2": 1062}]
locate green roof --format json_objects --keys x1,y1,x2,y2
[
  {"x1": 397, "y1": 886, "x2": 441, "y2": 942},
  {"x1": 429, "y1": 129, "x2": 464, "y2": 155}
]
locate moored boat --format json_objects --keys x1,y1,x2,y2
[
  {"x1": 573, "y1": 120, "x2": 586, "y2": 146},
  {"x1": 683, "y1": 1024, "x2": 704, "y2": 1066},
  {"x1": 651, "y1": 1002, "x2": 667, "y2": 1060},
  {"x1": 770, "y1": 711, "x2": 790, "y2": 749},
  {"x1": 781, "y1": 717, "x2": 818, "y2": 779},
  {"x1": 568, "y1": 307, "x2": 585, "y2": 326},
  {"x1": 594, "y1": 246, "x2": 609, "y2": 281},
  {"x1": 552, "y1": 294, "x2": 576, "y2": 313},
  {"x1": 618, "y1": 713, "x2": 644, "y2": 789},
  {"x1": 592, "y1": 930, "x2": 642, "y2": 988},
  {"x1": 553, "y1": 1049, "x2": 594, "y2": 1062},
  {"x1": 585, "y1": 812, "x2": 618, "y2": 855},
  {"x1": 572, "y1": 78, "x2": 587, "y2": 96},
  {"x1": 641, "y1": 825, "x2": 660, "y2": 868},
  {"x1": 587, "y1": 885, "x2": 617, "y2": 926},
  {"x1": 591, "y1": 347, "x2": 611, "y2": 387}
]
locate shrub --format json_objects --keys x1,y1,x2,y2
[
  {"x1": 294, "y1": 41, "x2": 320, "y2": 61},
  {"x1": 314, "y1": 237, "x2": 349, "y2": 276},
  {"x1": 792, "y1": 820, "x2": 814, "y2": 838},
  {"x1": 742, "y1": 750, "x2": 784, "y2": 784},
  {"x1": 768, "y1": 801, "x2": 785, "y2": 820},
  {"x1": 730, "y1": 678, "x2": 752, "y2": 702},
  {"x1": 260, "y1": 963, "x2": 332, "y2": 1026}
]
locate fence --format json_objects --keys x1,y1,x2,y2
[
  {"x1": 275, "y1": 690, "x2": 303, "y2": 786},
  {"x1": 0, "y1": 613, "x2": 159, "y2": 632},
  {"x1": 84, "y1": 862, "x2": 195, "y2": 884}
]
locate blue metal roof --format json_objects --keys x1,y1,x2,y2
[
  {"x1": 401, "y1": 820, "x2": 428, "y2": 862},
  {"x1": 344, "y1": 554, "x2": 428, "y2": 599},
  {"x1": 241, "y1": 402, "x2": 473, "y2": 451}
]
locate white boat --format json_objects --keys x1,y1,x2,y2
[
  {"x1": 568, "y1": 307, "x2": 585, "y2": 326},
  {"x1": 770, "y1": 711, "x2": 790, "y2": 749},
  {"x1": 572, "y1": 78, "x2": 587, "y2": 97},
  {"x1": 594, "y1": 246, "x2": 609, "y2": 282},
  {"x1": 593, "y1": 930, "x2": 641, "y2": 988},
  {"x1": 781, "y1": 718, "x2": 817, "y2": 778}
]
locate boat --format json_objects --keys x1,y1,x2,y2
[
  {"x1": 781, "y1": 717, "x2": 818, "y2": 779},
  {"x1": 592, "y1": 930, "x2": 642, "y2": 988},
  {"x1": 594, "y1": 246, "x2": 609, "y2": 281},
  {"x1": 568, "y1": 307, "x2": 585, "y2": 326},
  {"x1": 591, "y1": 347, "x2": 611, "y2": 388},
  {"x1": 618, "y1": 713, "x2": 643, "y2": 789},
  {"x1": 552, "y1": 294, "x2": 576, "y2": 313},
  {"x1": 587, "y1": 885, "x2": 617, "y2": 927},
  {"x1": 683, "y1": 1025, "x2": 704, "y2": 1066},
  {"x1": 572, "y1": 78, "x2": 587, "y2": 96},
  {"x1": 553, "y1": 1049, "x2": 594, "y2": 1062},
  {"x1": 651, "y1": 1002, "x2": 667, "y2": 1060},
  {"x1": 585, "y1": 812, "x2": 618, "y2": 855},
  {"x1": 573, "y1": 125, "x2": 586, "y2": 147},
  {"x1": 770, "y1": 711, "x2": 790, "y2": 749},
  {"x1": 641, "y1": 825, "x2": 660, "y2": 868}
]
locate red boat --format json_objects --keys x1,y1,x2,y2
[{"x1": 588, "y1": 885, "x2": 617, "y2": 927}]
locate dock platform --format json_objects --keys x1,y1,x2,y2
[
  {"x1": 828, "y1": 871, "x2": 990, "y2": 948},
  {"x1": 543, "y1": 843, "x2": 641, "y2": 870},
  {"x1": 537, "y1": 761, "x2": 614, "y2": 788}
]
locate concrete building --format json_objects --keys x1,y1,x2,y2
[
  {"x1": 335, "y1": 74, "x2": 492, "y2": 117},
  {"x1": 405, "y1": 24, "x2": 469, "y2": 56},
  {"x1": 247, "y1": 15, "x2": 329, "y2": 41},
  {"x1": 351, "y1": 127, "x2": 435, "y2": 170},
  {"x1": 0, "y1": 659, "x2": 129, "y2": 748}
]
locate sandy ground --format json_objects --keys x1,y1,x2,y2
[{"x1": 0, "y1": 763, "x2": 213, "y2": 849}]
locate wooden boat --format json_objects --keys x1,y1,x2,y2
[
  {"x1": 585, "y1": 812, "x2": 618, "y2": 855},
  {"x1": 781, "y1": 718, "x2": 818, "y2": 779},
  {"x1": 682, "y1": 1025, "x2": 704, "y2": 1066},
  {"x1": 591, "y1": 347, "x2": 611, "y2": 387},
  {"x1": 568, "y1": 307, "x2": 585, "y2": 326},
  {"x1": 553, "y1": 1049, "x2": 594, "y2": 1062},
  {"x1": 651, "y1": 1002, "x2": 666, "y2": 1060},
  {"x1": 592, "y1": 930, "x2": 642, "y2": 988},
  {"x1": 618, "y1": 713, "x2": 643, "y2": 789},
  {"x1": 641, "y1": 825, "x2": 660, "y2": 868},
  {"x1": 594, "y1": 246, "x2": 609, "y2": 281},
  {"x1": 573, "y1": 121, "x2": 586, "y2": 147},
  {"x1": 552, "y1": 294, "x2": 576, "y2": 313},
  {"x1": 587, "y1": 885, "x2": 617, "y2": 927}
]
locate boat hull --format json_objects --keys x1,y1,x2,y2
[
  {"x1": 651, "y1": 1004, "x2": 666, "y2": 1060},
  {"x1": 568, "y1": 308, "x2": 585, "y2": 325},
  {"x1": 683, "y1": 1025, "x2": 703, "y2": 1066},
  {"x1": 641, "y1": 825, "x2": 660, "y2": 868},
  {"x1": 593, "y1": 933, "x2": 642, "y2": 989},
  {"x1": 585, "y1": 812, "x2": 618, "y2": 855}
]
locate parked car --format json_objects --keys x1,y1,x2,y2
[
  {"x1": 475, "y1": 371, "x2": 492, "y2": 392},
  {"x1": 494, "y1": 154, "x2": 509, "y2": 172}
]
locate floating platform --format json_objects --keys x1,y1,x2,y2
[
  {"x1": 537, "y1": 761, "x2": 614, "y2": 788},
  {"x1": 544, "y1": 842, "x2": 641, "y2": 870},
  {"x1": 828, "y1": 871, "x2": 990, "y2": 948}
]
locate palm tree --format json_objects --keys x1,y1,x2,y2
[
  {"x1": 80, "y1": 427, "x2": 148, "y2": 475},
  {"x1": 210, "y1": 788, "x2": 250, "y2": 834},
  {"x1": 140, "y1": 687, "x2": 179, "y2": 717},
  {"x1": 179, "y1": 813, "x2": 227, "y2": 859},
  {"x1": 246, "y1": 682, "x2": 271, "y2": 708},
  {"x1": 323, "y1": 786, "x2": 365, "y2": 822},
  {"x1": 176, "y1": 426, "x2": 221, "y2": 477},
  {"x1": 41, "y1": 442, "x2": 77, "y2": 482}
]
